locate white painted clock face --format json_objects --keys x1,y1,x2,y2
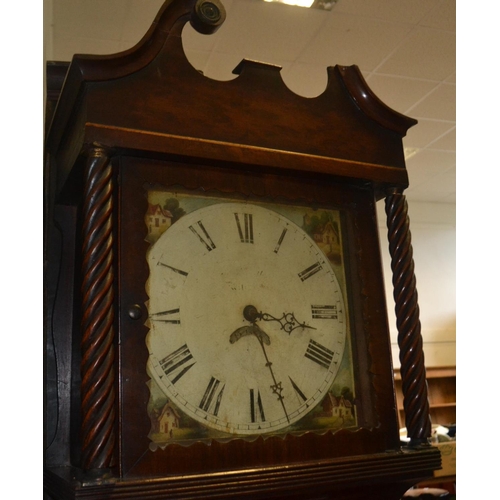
[{"x1": 146, "y1": 202, "x2": 347, "y2": 435}]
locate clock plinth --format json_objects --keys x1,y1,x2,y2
[
  {"x1": 44, "y1": 1, "x2": 438, "y2": 498},
  {"x1": 45, "y1": 447, "x2": 441, "y2": 500}
]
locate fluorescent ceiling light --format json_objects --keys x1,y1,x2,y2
[
  {"x1": 263, "y1": 0, "x2": 338, "y2": 11},
  {"x1": 404, "y1": 147, "x2": 420, "y2": 161}
]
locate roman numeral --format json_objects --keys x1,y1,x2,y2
[
  {"x1": 289, "y1": 376, "x2": 307, "y2": 403},
  {"x1": 235, "y1": 213, "x2": 254, "y2": 243},
  {"x1": 199, "y1": 376, "x2": 225, "y2": 416},
  {"x1": 189, "y1": 221, "x2": 216, "y2": 251},
  {"x1": 150, "y1": 308, "x2": 181, "y2": 324},
  {"x1": 298, "y1": 261, "x2": 323, "y2": 281},
  {"x1": 274, "y1": 228, "x2": 288, "y2": 253},
  {"x1": 305, "y1": 339, "x2": 334, "y2": 369},
  {"x1": 157, "y1": 262, "x2": 188, "y2": 277},
  {"x1": 159, "y1": 344, "x2": 195, "y2": 384},
  {"x1": 250, "y1": 389, "x2": 266, "y2": 423},
  {"x1": 311, "y1": 304, "x2": 338, "y2": 320}
]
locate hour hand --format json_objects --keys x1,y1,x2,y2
[{"x1": 229, "y1": 324, "x2": 271, "y2": 345}]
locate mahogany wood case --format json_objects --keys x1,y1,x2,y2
[{"x1": 44, "y1": 1, "x2": 440, "y2": 498}]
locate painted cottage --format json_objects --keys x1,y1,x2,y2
[
  {"x1": 321, "y1": 394, "x2": 353, "y2": 420},
  {"x1": 145, "y1": 203, "x2": 173, "y2": 241},
  {"x1": 158, "y1": 403, "x2": 181, "y2": 435}
]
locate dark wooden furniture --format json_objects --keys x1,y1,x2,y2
[{"x1": 44, "y1": 1, "x2": 440, "y2": 498}]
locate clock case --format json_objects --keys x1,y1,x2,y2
[{"x1": 44, "y1": 0, "x2": 440, "y2": 498}]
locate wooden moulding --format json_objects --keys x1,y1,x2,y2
[
  {"x1": 114, "y1": 158, "x2": 399, "y2": 479},
  {"x1": 44, "y1": 447, "x2": 441, "y2": 500},
  {"x1": 46, "y1": 0, "x2": 415, "y2": 202}
]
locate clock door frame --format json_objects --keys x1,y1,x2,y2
[{"x1": 116, "y1": 156, "x2": 400, "y2": 478}]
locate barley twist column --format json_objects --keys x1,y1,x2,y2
[
  {"x1": 385, "y1": 190, "x2": 431, "y2": 446},
  {"x1": 80, "y1": 145, "x2": 116, "y2": 470}
]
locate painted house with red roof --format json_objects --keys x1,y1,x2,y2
[
  {"x1": 320, "y1": 394, "x2": 353, "y2": 420},
  {"x1": 158, "y1": 403, "x2": 181, "y2": 435},
  {"x1": 145, "y1": 203, "x2": 173, "y2": 240}
]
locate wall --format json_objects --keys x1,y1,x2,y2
[{"x1": 377, "y1": 200, "x2": 456, "y2": 369}]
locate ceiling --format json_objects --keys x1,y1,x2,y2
[{"x1": 44, "y1": 0, "x2": 456, "y2": 205}]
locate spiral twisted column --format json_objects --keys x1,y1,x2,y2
[
  {"x1": 385, "y1": 191, "x2": 431, "y2": 446},
  {"x1": 80, "y1": 146, "x2": 116, "y2": 470}
]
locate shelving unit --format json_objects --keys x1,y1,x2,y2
[
  {"x1": 395, "y1": 366, "x2": 456, "y2": 494},
  {"x1": 394, "y1": 366, "x2": 456, "y2": 428}
]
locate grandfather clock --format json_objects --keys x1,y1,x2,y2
[{"x1": 44, "y1": 1, "x2": 440, "y2": 498}]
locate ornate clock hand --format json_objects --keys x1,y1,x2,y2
[
  {"x1": 230, "y1": 313, "x2": 289, "y2": 423},
  {"x1": 243, "y1": 305, "x2": 316, "y2": 335},
  {"x1": 251, "y1": 326, "x2": 289, "y2": 423}
]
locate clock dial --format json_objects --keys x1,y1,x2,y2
[{"x1": 146, "y1": 202, "x2": 347, "y2": 436}]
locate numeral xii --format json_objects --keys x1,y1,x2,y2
[{"x1": 235, "y1": 213, "x2": 254, "y2": 243}]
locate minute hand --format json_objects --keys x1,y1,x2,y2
[
  {"x1": 251, "y1": 325, "x2": 289, "y2": 423},
  {"x1": 259, "y1": 311, "x2": 316, "y2": 334},
  {"x1": 242, "y1": 305, "x2": 316, "y2": 335},
  {"x1": 257, "y1": 306, "x2": 316, "y2": 334}
]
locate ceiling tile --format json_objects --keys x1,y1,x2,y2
[
  {"x1": 335, "y1": 0, "x2": 437, "y2": 25},
  {"x1": 52, "y1": 33, "x2": 123, "y2": 60},
  {"x1": 53, "y1": 0, "x2": 131, "y2": 41},
  {"x1": 405, "y1": 150, "x2": 455, "y2": 189},
  {"x1": 379, "y1": 200, "x2": 456, "y2": 226},
  {"x1": 376, "y1": 27, "x2": 455, "y2": 80},
  {"x1": 419, "y1": 0, "x2": 456, "y2": 31},
  {"x1": 406, "y1": 166, "x2": 455, "y2": 202},
  {"x1": 408, "y1": 83, "x2": 456, "y2": 121},
  {"x1": 365, "y1": 74, "x2": 438, "y2": 115},
  {"x1": 183, "y1": 22, "x2": 220, "y2": 52},
  {"x1": 445, "y1": 72, "x2": 456, "y2": 84},
  {"x1": 428, "y1": 126, "x2": 456, "y2": 151},
  {"x1": 120, "y1": 0, "x2": 164, "y2": 45},
  {"x1": 298, "y1": 13, "x2": 412, "y2": 71},
  {"x1": 440, "y1": 192, "x2": 456, "y2": 204},
  {"x1": 404, "y1": 119, "x2": 455, "y2": 149},
  {"x1": 211, "y1": 2, "x2": 327, "y2": 63},
  {"x1": 202, "y1": 51, "x2": 247, "y2": 81},
  {"x1": 215, "y1": 0, "x2": 235, "y2": 11},
  {"x1": 433, "y1": 166, "x2": 456, "y2": 193},
  {"x1": 280, "y1": 62, "x2": 329, "y2": 97},
  {"x1": 406, "y1": 186, "x2": 444, "y2": 203},
  {"x1": 183, "y1": 49, "x2": 213, "y2": 75}
]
